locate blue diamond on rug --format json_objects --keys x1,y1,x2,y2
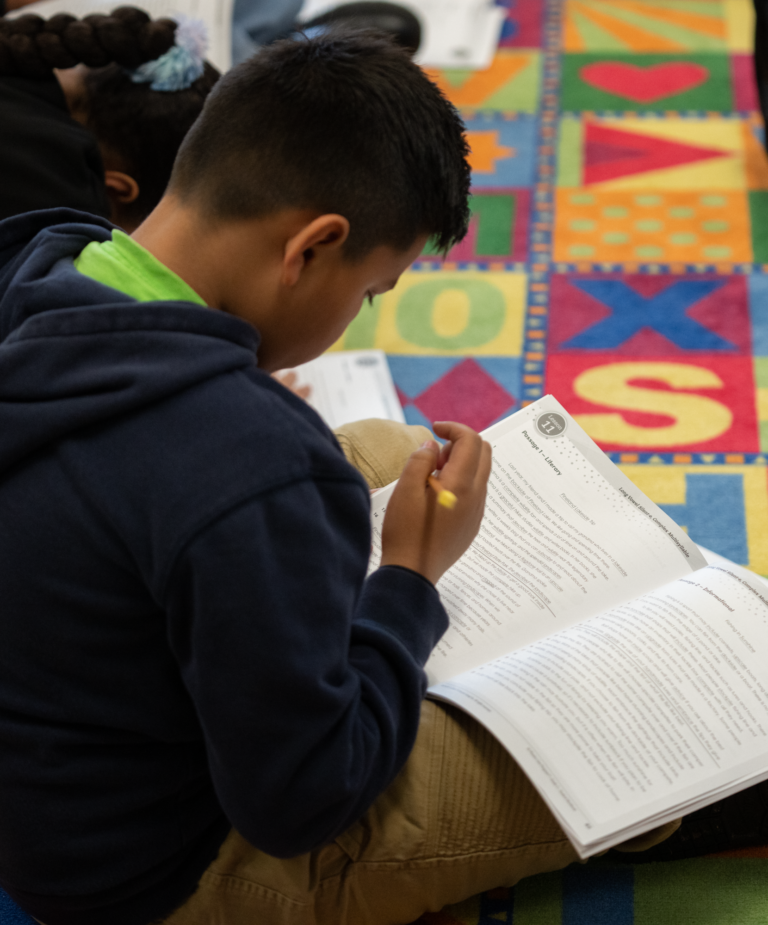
[{"x1": 0, "y1": 887, "x2": 35, "y2": 924}]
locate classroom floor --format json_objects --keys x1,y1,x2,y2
[
  {"x1": 332, "y1": 0, "x2": 768, "y2": 583},
  {"x1": 336, "y1": 0, "x2": 768, "y2": 921}
]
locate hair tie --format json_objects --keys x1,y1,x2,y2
[{"x1": 128, "y1": 14, "x2": 206, "y2": 91}]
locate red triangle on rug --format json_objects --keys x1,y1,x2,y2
[
  {"x1": 586, "y1": 141, "x2": 648, "y2": 166},
  {"x1": 584, "y1": 122, "x2": 726, "y2": 184}
]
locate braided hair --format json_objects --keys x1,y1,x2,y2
[
  {"x1": 0, "y1": 6, "x2": 177, "y2": 79},
  {"x1": 0, "y1": 6, "x2": 219, "y2": 225},
  {"x1": 84, "y1": 57, "x2": 219, "y2": 224}
]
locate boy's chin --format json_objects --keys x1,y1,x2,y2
[
  {"x1": 263, "y1": 340, "x2": 337, "y2": 373},
  {"x1": 261, "y1": 351, "x2": 321, "y2": 374}
]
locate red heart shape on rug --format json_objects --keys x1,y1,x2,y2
[{"x1": 579, "y1": 62, "x2": 710, "y2": 103}]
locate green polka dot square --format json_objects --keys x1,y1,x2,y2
[{"x1": 554, "y1": 189, "x2": 752, "y2": 264}]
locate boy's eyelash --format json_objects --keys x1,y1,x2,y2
[{"x1": 365, "y1": 292, "x2": 374, "y2": 306}]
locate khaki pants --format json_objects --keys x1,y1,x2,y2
[{"x1": 161, "y1": 419, "x2": 677, "y2": 925}]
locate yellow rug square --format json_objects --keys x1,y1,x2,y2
[{"x1": 333, "y1": 271, "x2": 528, "y2": 357}]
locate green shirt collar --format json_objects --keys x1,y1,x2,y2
[{"x1": 74, "y1": 229, "x2": 207, "y2": 307}]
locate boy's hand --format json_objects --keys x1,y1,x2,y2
[
  {"x1": 273, "y1": 370, "x2": 312, "y2": 400},
  {"x1": 379, "y1": 422, "x2": 491, "y2": 586}
]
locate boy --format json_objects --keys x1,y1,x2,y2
[{"x1": 0, "y1": 29, "x2": 674, "y2": 925}]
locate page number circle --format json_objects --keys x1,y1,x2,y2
[{"x1": 535, "y1": 412, "x2": 567, "y2": 438}]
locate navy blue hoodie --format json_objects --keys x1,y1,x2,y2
[{"x1": 0, "y1": 210, "x2": 448, "y2": 925}]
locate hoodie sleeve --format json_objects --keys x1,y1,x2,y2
[{"x1": 163, "y1": 476, "x2": 448, "y2": 859}]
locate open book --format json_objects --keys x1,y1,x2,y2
[{"x1": 369, "y1": 395, "x2": 768, "y2": 858}]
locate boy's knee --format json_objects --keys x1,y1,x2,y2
[
  {"x1": 334, "y1": 419, "x2": 433, "y2": 489},
  {"x1": 613, "y1": 818, "x2": 682, "y2": 853}
]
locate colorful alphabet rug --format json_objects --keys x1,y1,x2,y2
[
  {"x1": 339, "y1": 0, "x2": 768, "y2": 921},
  {"x1": 332, "y1": 0, "x2": 768, "y2": 580}
]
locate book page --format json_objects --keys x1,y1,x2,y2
[
  {"x1": 282, "y1": 350, "x2": 405, "y2": 430},
  {"x1": 369, "y1": 396, "x2": 704, "y2": 686},
  {"x1": 432, "y1": 561, "x2": 768, "y2": 854},
  {"x1": 7, "y1": 0, "x2": 233, "y2": 72}
]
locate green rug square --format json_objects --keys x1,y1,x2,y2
[
  {"x1": 560, "y1": 54, "x2": 733, "y2": 112},
  {"x1": 635, "y1": 858, "x2": 768, "y2": 925},
  {"x1": 750, "y1": 192, "x2": 768, "y2": 264}
]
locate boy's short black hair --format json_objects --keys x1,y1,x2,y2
[{"x1": 169, "y1": 29, "x2": 471, "y2": 258}]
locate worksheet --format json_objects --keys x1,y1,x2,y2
[
  {"x1": 287, "y1": 349, "x2": 405, "y2": 430},
  {"x1": 369, "y1": 395, "x2": 704, "y2": 684},
  {"x1": 367, "y1": 396, "x2": 768, "y2": 857}
]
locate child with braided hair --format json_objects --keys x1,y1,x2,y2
[{"x1": 0, "y1": 6, "x2": 219, "y2": 228}]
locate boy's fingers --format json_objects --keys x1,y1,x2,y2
[
  {"x1": 436, "y1": 440, "x2": 452, "y2": 471},
  {"x1": 478, "y1": 440, "x2": 492, "y2": 486},
  {"x1": 396, "y1": 440, "x2": 440, "y2": 493},
  {"x1": 432, "y1": 422, "x2": 483, "y2": 488},
  {"x1": 433, "y1": 421, "x2": 472, "y2": 442}
]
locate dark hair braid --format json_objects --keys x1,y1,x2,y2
[{"x1": 0, "y1": 6, "x2": 177, "y2": 79}]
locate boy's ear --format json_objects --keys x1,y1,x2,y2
[
  {"x1": 104, "y1": 170, "x2": 140, "y2": 206},
  {"x1": 282, "y1": 214, "x2": 350, "y2": 287}
]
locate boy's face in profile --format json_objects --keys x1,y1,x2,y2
[
  {"x1": 132, "y1": 200, "x2": 429, "y2": 372},
  {"x1": 254, "y1": 233, "x2": 427, "y2": 372}
]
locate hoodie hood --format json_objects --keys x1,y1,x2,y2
[{"x1": 0, "y1": 209, "x2": 260, "y2": 475}]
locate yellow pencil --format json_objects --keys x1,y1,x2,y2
[{"x1": 427, "y1": 475, "x2": 457, "y2": 509}]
